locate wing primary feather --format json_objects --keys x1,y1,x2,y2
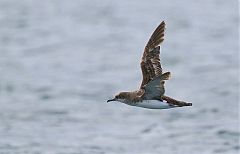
[
  {"x1": 140, "y1": 21, "x2": 166, "y2": 88},
  {"x1": 147, "y1": 21, "x2": 165, "y2": 48},
  {"x1": 146, "y1": 21, "x2": 166, "y2": 49}
]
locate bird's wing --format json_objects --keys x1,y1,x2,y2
[
  {"x1": 140, "y1": 21, "x2": 166, "y2": 88},
  {"x1": 144, "y1": 72, "x2": 170, "y2": 99}
]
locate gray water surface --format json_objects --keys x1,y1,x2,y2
[{"x1": 0, "y1": 0, "x2": 239, "y2": 154}]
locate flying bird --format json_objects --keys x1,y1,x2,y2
[{"x1": 107, "y1": 21, "x2": 192, "y2": 109}]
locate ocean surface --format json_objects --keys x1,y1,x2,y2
[{"x1": 0, "y1": 0, "x2": 239, "y2": 153}]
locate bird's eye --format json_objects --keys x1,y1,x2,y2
[{"x1": 115, "y1": 96, "x2": 119, "y2": 99}]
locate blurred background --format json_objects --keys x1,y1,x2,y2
[{"x1": 0, "y1": 0, "x2": 239, "y2": 153}]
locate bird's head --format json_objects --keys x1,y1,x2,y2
[{"x1": 107, "y1": 92, "x2": 128, "y2": 103}]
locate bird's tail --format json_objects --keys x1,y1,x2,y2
[{"x1": 162, "y1": 95, "x2": 192, "y2": 106}]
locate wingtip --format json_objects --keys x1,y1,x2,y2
[{"x1": 160, "y1": 72, "x2": 171, "y2": 80}]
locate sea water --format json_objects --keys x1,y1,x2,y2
[{"x1": 0, "y1": 0, "x2": 239, "y2": 153}]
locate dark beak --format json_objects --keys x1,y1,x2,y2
[{"x1": 107, "y1": 98, "x2": 116, "y2": 103}]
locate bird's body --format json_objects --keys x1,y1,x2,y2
[
  {"x1": 130, "y1": 100, "x2": 177, "y2": 109},
  {"x1": 107, "y1": 21, "x2": 192, "y2": 109}
]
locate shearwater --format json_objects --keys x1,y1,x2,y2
[{"x1": 107, "y1": 21, "x2": 192, "y2": 109}]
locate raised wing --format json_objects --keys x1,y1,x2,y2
[{"x1": 140, "y1": 21, "x2": 166, "y2": 88}]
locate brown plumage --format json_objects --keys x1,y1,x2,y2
[
  {"x1": 107, "y1": 21, "x2": 192, "y2": 107},
  {"x1": 141, "y1": 21, "x2": 166, "y2": 88}
]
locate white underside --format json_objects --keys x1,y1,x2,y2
[{"x1": 128, "y1": 100, "x2": 177, "y2": 109}]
